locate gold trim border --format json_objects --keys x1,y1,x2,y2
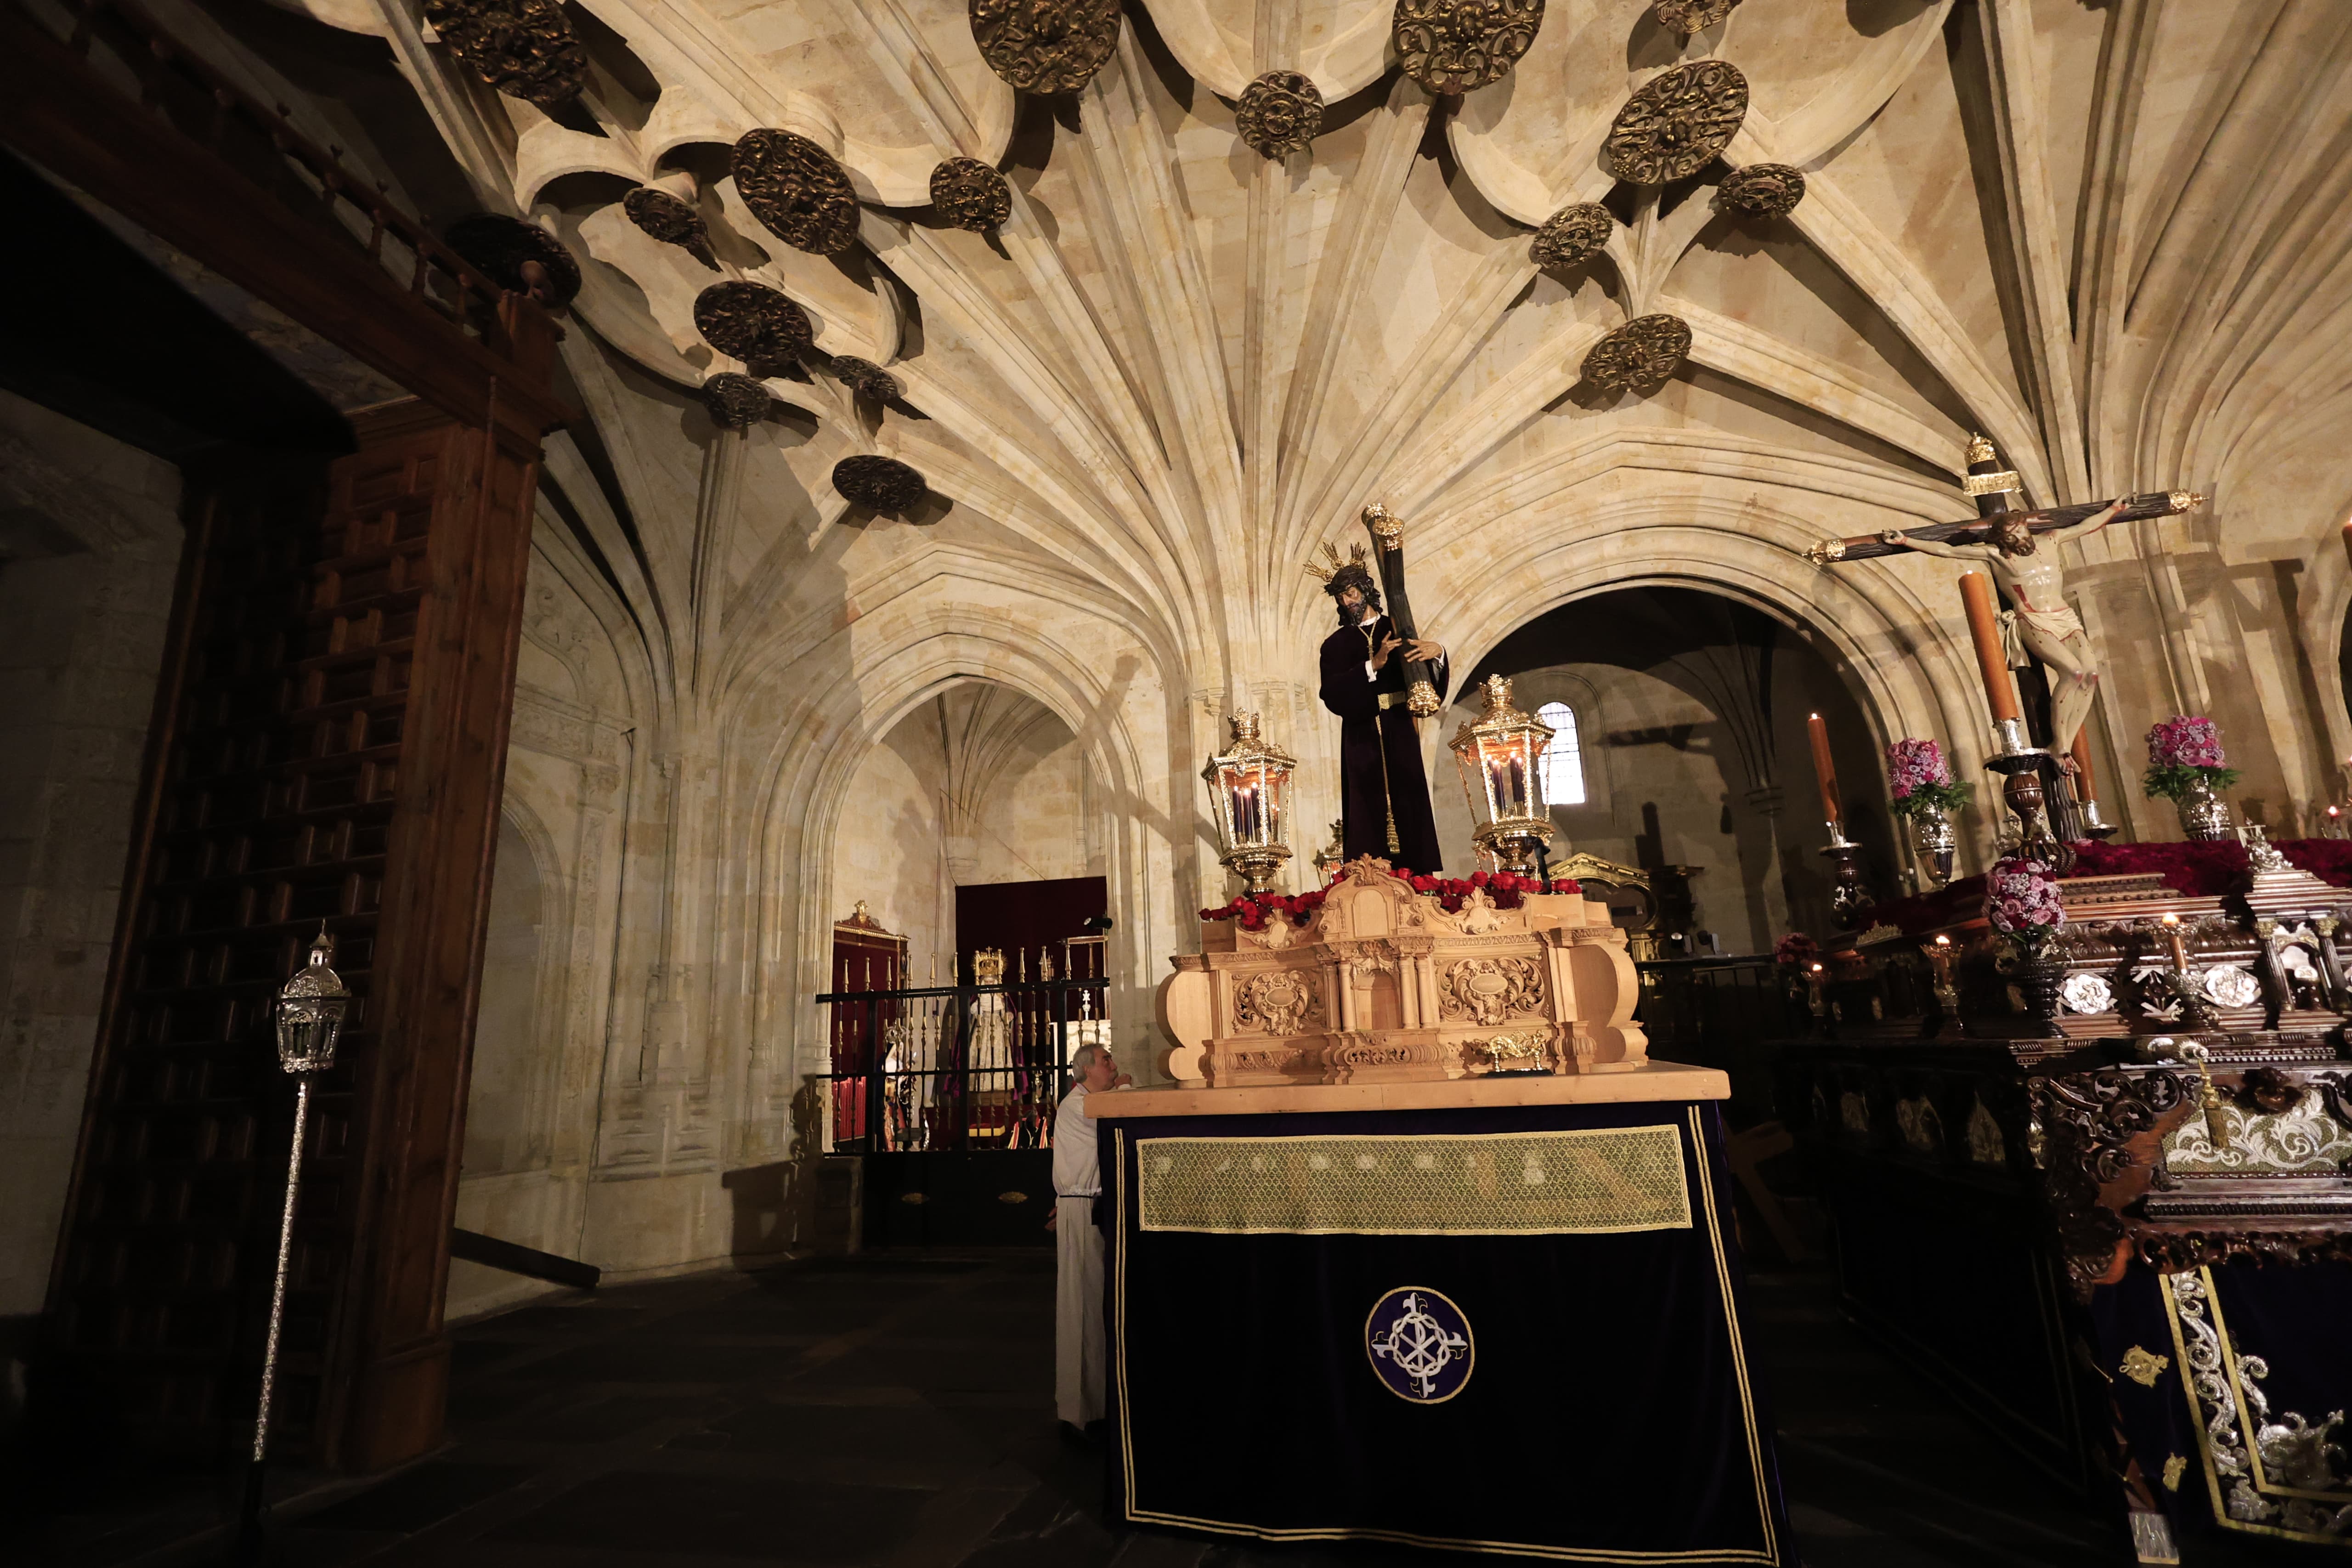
[
  {"x1": 1112, "y1": 1109, "x2": 1785, "y2": 1564},
  {"x1": 2160, "y1": 1264, "x2": 2352, "y2": 1545},
  {"x1": 1133, "y1": 1125, "x2": 1694, "y2": 1238}
]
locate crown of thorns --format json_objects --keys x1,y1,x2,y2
[{"x1": 1305, "y1": 540, "x2": 1375, "y2": 597}]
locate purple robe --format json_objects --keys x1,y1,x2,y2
[{"x1": 1317, "y1": 614, "x2": 1447, "y2": 874}]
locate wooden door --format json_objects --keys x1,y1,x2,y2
[{"x1": 46, "y1": 400, "x2": 542, "y2": 1469}]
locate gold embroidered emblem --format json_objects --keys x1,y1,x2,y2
[
  {"x1": 2162, "y1": 1454, "x2": 2187, "y2": 1492},
  {"x1": 2121, "y1": 1346, "x2": 2171, "y2": 1387}
]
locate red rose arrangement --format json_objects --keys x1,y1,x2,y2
[
  {"x1": 1199, "y1": 869, "x2": 1580, "y2": 928},
  {"x1": 1774, "y1": 932, "x2": 1819, "y2": 968},
  {"x1": 1198, "y1": 887, "x2": 1329, "y2": 931}
]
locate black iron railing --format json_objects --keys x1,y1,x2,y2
[
  {"x1": 1634, "y1": 956, "x2": 1797, "y2": 1052},
  {"x1": 815, "y1": 977, "x2": 1110, "y2": 1154}
]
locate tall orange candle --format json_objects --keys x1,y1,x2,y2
[
  {"x1": 1957, "y1": 571, "x2": 2022, "y2": 725},
  {"x1": 1807, "y1": 712, "x2": 1842, "y2": 829},
  {"x1": 2068, "y1": 727, "x2": 2098, "y2": 804}
]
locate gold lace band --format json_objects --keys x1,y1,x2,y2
[{"x1": 1134, "y1": 1126, "x2": 1691, "y2": 1236}]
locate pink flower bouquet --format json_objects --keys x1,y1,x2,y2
[
  {"x1": 1884, "y1": 738, "x2": 1973, "y2": 819},
  {"x1": 2143, "y1": 716, "x2": 2240, "y2": 800},
  {"x1": 1984, "y1": 856, "x2": 2065, "y2": 952}
]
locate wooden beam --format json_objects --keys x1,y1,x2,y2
[{"x1": 0, "y1": 5, "x2": 569, "y2": 445}]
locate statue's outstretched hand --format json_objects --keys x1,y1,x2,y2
[
  {"x1": 1879, "y1": 529, "x2": 1908, "y2": 546},
  {"x1": 1369, "y1": 634, "x2": 1402, "y2": 670},
  {"x1": 1403, "y1": 638, "x2": 1445, "y2": 664}
]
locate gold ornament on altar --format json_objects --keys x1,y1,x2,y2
[
  {"x1": 1602, "y1": 60, "x2": 1748, "y2": 186},
  {"x1": 1447, "y1": 674, "x2": 1557, "y2": 875},
  {"x1": 1203, "y1": 712, "x2": 1297, "y2": 894}
]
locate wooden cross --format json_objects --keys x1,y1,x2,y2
[{"x1": 1805, "y1": 488, "x2": 2204, "y2": 566}]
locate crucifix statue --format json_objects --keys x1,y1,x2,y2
[{"x1": 1808, "y1": 436, "x2": 2204, "y2": 789}]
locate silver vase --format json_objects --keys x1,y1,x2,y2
[
  {"x1": 2175, "y1": 777, "x2": 2233, "y2": 842},
  {"x1": 1909, "y1": 804, "x2": 1957, "y2": 887}
]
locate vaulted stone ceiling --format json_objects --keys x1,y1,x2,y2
[{"x1": 280, "y1": 0, "x2": 2352, "y2": 855}]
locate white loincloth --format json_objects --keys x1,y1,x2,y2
[{"x1": 1997, "y1": 602, "x2": 2086, "y2": 668}]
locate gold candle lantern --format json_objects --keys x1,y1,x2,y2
[
  {"x1": 1202, "y1": 712, "x2": 1297, "y2": 894},
  {"x1": 1447, "y1": 674, "x2": 1557, "y2": 875}
]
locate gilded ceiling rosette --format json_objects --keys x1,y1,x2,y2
[
  {"x1": 830, "y1": 357, "x2": 903, "y2": 403},
  {"x1": 1652, "y1": 0, "x2": 1740, "y2": 36},
  {"x1": 623, "y1": 188, "x2": 716, "y2": 266},
  {"x1": 1529, "y1": 203, "x2": 1613, "y2": 272},
  {"x1": 1602, "y1": 61, "x2": 1749, "y2": 186},
  {"x1": 442, "y1": 214, "x2": 580, "y2": 306},
  {"x1": 930, "y1": 158, "x2": 1013, "y2": 232},
  {"x1": 969, "y1": 0, "x2": 1123, "y2": 94},
  {"x1": 1718, "y1": 163, "x2": 1805, "y2": 217},
  {"x1": 1582, "y1": 314, "x2": 1692, "y2": 392},
  {"x1": 701, "y1": 373, "x2": 773, "y2": 430},
  {"x1": 419, "y1": 0, "x2": 585, "y2": 107},
  {"x1": 1391, "y1": 0, "x2": 1544, "y2": 96},
  {"x1": 732, "y1": 130, "x2": 863, "y2": 257},
  {"x1": 1236, "y1": 72, "x2": 1324, "y2": 160},
  {"x1": 692, "y1": 281, "x2": 813, "y2": 374},
  {"x1": 834, "y1": 454, "x2": 928, "y2": 513}
]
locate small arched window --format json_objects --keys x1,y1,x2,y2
[{"x1": 1536, "y1": 702, "x2": 1585, "y2": 806}]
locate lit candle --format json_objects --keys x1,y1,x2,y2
[
  {"x1": 1806, "y1": 712, "x2": 1841, "y2": 830},
  {"x1": 2068, "y1": 728, "x2": 2098, "y2": 806},
  {"x1": 1957, "y1": 572, "x2": 2023, "y2": 726},
  {"x1": 2161, "y1": 912, "x2": 2189, "y2": 972}
]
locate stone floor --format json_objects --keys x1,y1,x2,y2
[{"x1": 13, "y1": 1252, "x2": 2298, "y2": 1567}]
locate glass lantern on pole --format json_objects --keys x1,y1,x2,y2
[
  {"x1": 237, "y1": 925, "x2": 351, "y2": 1560},
  {"x1": 1448, "y1": 674, "x2": 1557, "y2": 875},
  {"x1": 1202, "y1": 712, "x2": 1296, "y2": 894}
]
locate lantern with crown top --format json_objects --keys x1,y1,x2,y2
[
  {"x1": 1202, "y1": 712, "x2": 1297, "y2": 894},
  {"x1": 1448, "y1": 674, "x2": 1557, "y2": 874}
]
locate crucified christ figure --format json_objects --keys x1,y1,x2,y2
[{"x1": 1877, "y1": 500, "x2": 2125, "y2": 767}]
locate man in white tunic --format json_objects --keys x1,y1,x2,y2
[{"x1": 1051, "y1": 1042, "x2": 1128, "y2": 1433}]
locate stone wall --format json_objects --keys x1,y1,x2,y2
[{"x1": 0, "y1": 391, "x2": 182, "y2": 1319}]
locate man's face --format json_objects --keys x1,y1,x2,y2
[
  {"x1": 1084, "y1": 1050, "x2": 1119, "y2": 1091},
  {"x1": 1997, "y1": 519, "x2": 2036, "y2": 556},
  {"x1": 1337, "y1": 584, "x2": 1367, "y2": 616}
]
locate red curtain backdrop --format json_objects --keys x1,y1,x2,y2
[{"x1": 955, "y1": 875, "x2": 1107, "y2": 975}]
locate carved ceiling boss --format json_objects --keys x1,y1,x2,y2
[
  {"x1": 969, "y1": 0, "x2": 1124, "y2": 94},
  {"x1": 1603, "y1": 60, "x2": 1750, "y2": 186},
  {"x1": 420, "y1": 0, "x2": 586, "y2": 106},
  {"x1": 1392, "y1": 0, "x2": 1546, "y2": 96},
  {"x1": 1237, "y1": 72, "x2": 1324, "y2": 159},
  {"x1": 733, "y1": 129, "x2": 862, "y2": 257}
]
